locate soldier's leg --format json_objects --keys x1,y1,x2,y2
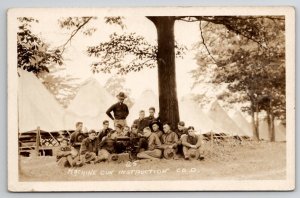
[
  {"x1": 57, "y1": 157, "x2": 69, "y2": 167},
  {"x1": 66, "y1": 155, "x2": 74, "y2": 167},
  {"x1": 145, "y1": 149, "x2": 162, "y2": 159},
  {"x1": 137, "y1": 149, "x2": 161, "y2": 159},
  {"x1": 98, "y1": 149, "x2": 110, "y2": 161},
  {"x1": 182, "y1": 146, "x2": 189, "y2": 159}
]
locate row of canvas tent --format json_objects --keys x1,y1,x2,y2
[{"x1": 18, "y1": 70, "x2": 286, "y2": 141}]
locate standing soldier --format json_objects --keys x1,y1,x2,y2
[{"x1": 106, "y1": 92, "x2": 129, "y2": 128}]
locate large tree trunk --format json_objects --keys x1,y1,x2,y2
[{"x1": 147, "y1": 17, "x2": 180, "y2": 130}]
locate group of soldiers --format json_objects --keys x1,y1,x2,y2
[{"x1": 56, "y1": 92, "x2": 203, "y2": 168}]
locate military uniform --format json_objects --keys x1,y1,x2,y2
[
  {"x1": 79, "y1": 137, "x2": 99, "y2": 163},
  {"x1": 137, "y1": 133, "x2": 162, "y2": 159},
  {"x1": 181, "y1": 134, "x2": 202, "y2": 159}
]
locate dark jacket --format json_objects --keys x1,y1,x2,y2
[
  {"x1": 175, "y1": 127, "x2": 188, "y2": 137},
  {"x1": 99, "y1": 138, "x2": 116, "y2": 153},
  {"x1": 69, "y1": 130, "x2": 87, "y2": 147},
  {"x1": 133, "y1": 118, "x2": 150, "y2": 133},
  {"x1": 98, "y1": 127, "x2": 113, "y2": 141},
  {"x1": 106, "y1": 102, "x2": 129, "y2": 120}
]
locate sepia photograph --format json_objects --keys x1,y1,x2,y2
[{"x1": 7, "y1": 7, "x2": 295, "y2": 191}]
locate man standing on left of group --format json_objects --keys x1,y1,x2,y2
[{"x1": 106, "y1": 92, "x2": 129, "y2": 128}]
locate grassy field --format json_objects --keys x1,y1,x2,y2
[{"x1": 19, "y1": 141, "x2": 286, "y2": 181}]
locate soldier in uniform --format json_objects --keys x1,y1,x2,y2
[
  {"x1": 181, "y1": 126, "x2": 203, "y2": 160},
  {"x1": 161, "y1": 123, "x2": 179, "y2": 159},
  {"x1": 137, "y1": 127, "x2": 162, "y2": 160},
  {"x1": 150, "y1": 121, "x2": 163, "y2": 139},
  {"x1": 98, "y1": 120, "x2": 113, "y2": 141},
  {"x1": 79, "y1": 130, "x2": 99, "y2": 164},
  {"x1": 56, "y1": 138, "x2": 81, "y2": 167},
  {"x1": 106, "y1": 92, "x2": 129, "y2": 128},
  {"x1": 133, "y1": 110, "x2": 150, "y2": 133},
  {"x1": 69, "y1": 122, "x2": 87, "y2": 151}
]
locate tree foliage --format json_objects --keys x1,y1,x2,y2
[
  {"x1": 87, "y1": 32, "x2": 187, "y2": 75},
  {"x1": 104, "y1": 75, "x2": 134, "y2": 108},
  {"x1": 17, "y1": 17, "x2": 63, "y2": 74},
  {"x1": 191, "y1": 16, "x2": 286, "y2": 138}
]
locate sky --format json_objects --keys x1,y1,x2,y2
[{"x1": 30, "y1": 16, "x2": 204, "y2": 101}]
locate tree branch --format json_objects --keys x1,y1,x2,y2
[
  {"x1": 59, "y1": 17, "x2": 93, "y2": 55},
  {"x1": 199, "y1": 20, "x2": 218, "y2": 64}
]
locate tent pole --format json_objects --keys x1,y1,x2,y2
[{"x1": 35, "y1": 127, "x2": 41, "y2": 157}]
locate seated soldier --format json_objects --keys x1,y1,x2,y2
[
  {"x1": 150, "y1": 121, "x2": 163, "y2": 139},
  {"x1": 122, "y1": 125, "x2": 130, "y2": 137},
  {"x1": 145, "y1": 107, "x2": 157, "y2": 124},
  {"x1": 98, "y1": 136, "x2": 116, "y2": 162},
  {"x1": 181, "y1": 126, "x2": 202, "y2": 160},
  {"x1": 133, "y1": 110, "x2": 150, "y2": 133},
  {"x1": 137, "y1": 127, "x2": 162, "y2": 160},
  {"x1": 110, "y1": 124, "x2": 128, "y2": 139},
  {"x1": 56, "y1": 138, "x2": 81, "y2": 167},
  {"x1": 110, "y1": 124, "x2": 128, "y2": 153},
  {"x1": 98, "y1": 120, "x2": 113, "y2": 141},
  {"x1": 175, "y1": 121, "x2": 188, "y2": 138},
  {"x1": 161, "y1": 123, "x2": 179, "y2": 159},
  {"x1": 175, "y1": 121, "x2": 188, "y2": 156},
  {"x1": 79, "y1": 130, "x2": 99, "y2": 164},
  {"x1": 129, "y1": 124, "x2": 140, "y2": 138},
  {"x1": 69, "y1": 122, "x2": 87, "y2": 151}
]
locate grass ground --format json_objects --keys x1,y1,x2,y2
[{"x1": 19, "y1": 141, "x2": 286, "y2": 181}]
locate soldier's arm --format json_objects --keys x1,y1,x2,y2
[
  {"x1": 57, "y1": 149, "x2": 71, "y2": 157},
  {"x1": 69, "y1": 133, "x2": 75, "y2": 147},
  {"x1": 80, "y1": 140, "x2": 88, "y2": 155},
  {"x1": 195, "y1": 135, "x2": 202, "y2": 148},
  {"x1": 155, "y1": 134, "x2": 162, "y2": 148},
  {"x1": 125, "y1": 105, "x2": 129, "y2": 117},
  {"x1": 181, "y1": 135, "x2": 191, "y2": 147},
  {"x1": 106, "y1": 104, "x2": 115, "y2": 120},
  {"x1": 171, "y1": 133, "x2": 179, "y2": 148}
]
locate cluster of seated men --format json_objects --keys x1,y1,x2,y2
[{"x1": 56, "y1": 107, "x2": 203, "y2": 168}]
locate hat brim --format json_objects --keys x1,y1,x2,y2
[{"x1": 117, "y1": 95, "x2": 127, "y2": 99}]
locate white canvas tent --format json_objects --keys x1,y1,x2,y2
[
  {"x1": 231, "y1": 110, "x2": 253, "y2": 137},
  {"x1": 64, "y1": 78, "x2": 115, "y2": 130},
  {"x1": 127, "y1": 89, "x2": 159, "y2": 125},
  {"x1": 18, "y1": 70, "x2": 65, "y2": 132},
  {"x1": 179, "y1": 96, "x2": 222, "y2": 134},
  {"x1": 206, "y1": 100, "x2": 247, "y2": 136},
  {"x1": 258, "y1": 120, "x2": 286, "y2": 141}
]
